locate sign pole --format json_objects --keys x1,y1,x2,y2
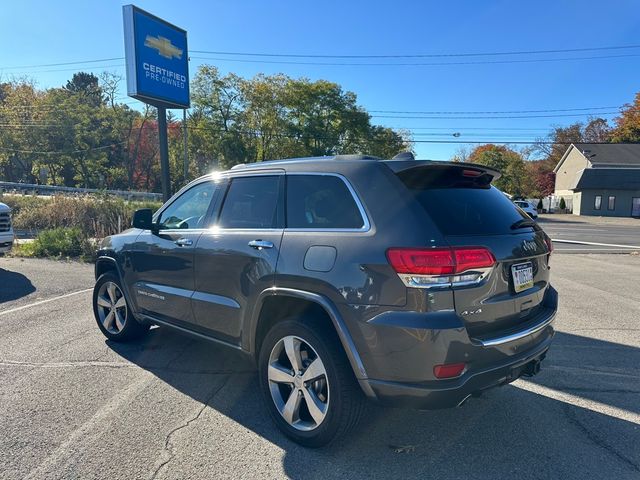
[
  {"x1": 157, "y1": 106, "x2": 171, "y2": 202},
  {"x1": 183, "y1": 109, "x2": 188, "y2": 182}
]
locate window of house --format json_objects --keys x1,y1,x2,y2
[
  {"x1": 608, "y1": 196, "x2": 616, "y2": 211},
  {"x1": 594, "y1": 195, "x2": 602, "y2": 210}
]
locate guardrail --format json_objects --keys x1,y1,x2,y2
[{"x1": 0, "y1": 181, "x2": 162, "y2": 201}]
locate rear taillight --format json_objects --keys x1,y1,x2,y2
[
  {"x1": 386, "y1": 247, "x2": 495, "y2": 288},
  {"x1": 544, "y1": 236, "x2": 554, "y2": 254}
]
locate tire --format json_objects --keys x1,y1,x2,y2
[
  {"x1": 93, "y1": 272, "x2": 148, "y2": 342},
  {"x1": 258, "y1": 316, "x2": 367, "y2": 447}
]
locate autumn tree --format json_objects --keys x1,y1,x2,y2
[{"x1": 611, "y1": 92, "x2": 640, "y2": 143}]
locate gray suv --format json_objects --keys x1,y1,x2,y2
[{"x1": 93, "y1": 155, "x2": 557, "y2": 446}]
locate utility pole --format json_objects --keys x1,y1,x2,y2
[
  {"x1": 157, "y1": 106, "x2": 171, "y2": 202},
  {"x1": 183, "y1": 109, "x2": 188, "y2": 182}
]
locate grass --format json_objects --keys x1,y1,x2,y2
[{"x1": 12, "y1": 227, "x2": 95, "y2": 261}]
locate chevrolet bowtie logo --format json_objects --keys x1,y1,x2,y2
[{"x1": 144, "y1": 35, "x2": 183, "y2": 60}]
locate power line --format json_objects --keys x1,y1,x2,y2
[
  {"x1": 370, "y1": 106, "x2": 620, "y2": 114},
  {"x1": 371, "y1": 112, "x2": 620, "y2": 120},
  {"x1": 2, "y1": 58, "x2": 125, "y2": 70},
  {"x1": 191, "y1": 44, "x2": 640, "y2": 59},
  {"x1": 190, "y1": 53, "x2": 640, "y2": 67},
  {"x1": 6, "y1": 44, "x2": 640, "y2": 71},
  {"x1": 0, "y1": 142, "x2": 127, "y2": 155}
]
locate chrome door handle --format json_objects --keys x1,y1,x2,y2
[
  {"x1": 248, "y1": 239, "x2": 274, "y2": 250},
  {"x1": 175, "y1": 238, "x2": 193, "y2": 247}
]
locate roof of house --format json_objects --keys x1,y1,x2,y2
[
  {"x1": 555, "y1": 143, "x2": 640, "y2": 173},
  {"x1": 571, "y1": 167, "x2": 640, "y2": 191}
]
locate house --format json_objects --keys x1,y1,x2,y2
[{"x1": 553, "y1": 143, "x2": 640, "y2": 217}]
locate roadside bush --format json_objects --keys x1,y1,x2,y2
[
  {"x1": 1, "y1": 194, "x2": 161, "y2": 237},
  {"x1": 17, "y1": 227, "x2": 94, "y2": 260},
  {"x1": 559, "y1": 197, "x2": 566, "y2": 211}
]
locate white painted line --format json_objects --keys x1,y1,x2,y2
[
  {"x1": 0, "y1": 288, "x2": 93, "y2": 316},
  {"x1": 551, "y1": 239, "x2": 640, "y2": 249},
  {"x1": 554, "y1": 248, "x2": 635, "y2": 252},
  {"x1": 515, "y1": 380, "x2": 640, "y2": 425}
]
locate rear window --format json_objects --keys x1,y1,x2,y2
[{"x1": 397, "y1": 167, "x2": 529, "y2": 236}]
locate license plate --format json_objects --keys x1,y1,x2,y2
[{"x1": 511, "y1": 262, "x2": 534, "y2": 293}]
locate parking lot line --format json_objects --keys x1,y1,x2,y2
[
  {"x1": 551, "y1": 239, "x2": 640, "y2": 249},
  {"x1": 0, "y1": 288, "x2": 93, "y2": 317},
  {"x1": 515, "y1": 379, "x2": 640, "y2": 425}
]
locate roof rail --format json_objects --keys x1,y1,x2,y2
[{"x1": 333, "y1": 154, "x2": 381, "y2": 161}]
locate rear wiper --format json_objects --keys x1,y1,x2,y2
[{"x1": 511, "y1": 218, "x2": 536, "y2": 230}]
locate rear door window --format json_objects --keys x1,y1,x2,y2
[
  {"x1": 286, "y1": 175, "x2": 365, "y2": 229},
  {"x1": 396, "y1": 166, "x2": 528, "y2": 236}
]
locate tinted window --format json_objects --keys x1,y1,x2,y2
[
  {"x1": 396, "y1": 167, "x2": 528, "y2": 235},
  {"x1": 218, "y1": 176, "x2": 281, "y2": 229},
  {"x1": 158, "y1": 181, "x2": 215, "y2": 230},
  {"x1": 287, "y1": 175, "x2": 364, "y2": 229}
]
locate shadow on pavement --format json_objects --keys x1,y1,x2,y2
[
  {"x1": 0, "y1": 267, "x2": 36, "y2": 303},
  {"x1": 107, "y1": 328, "x2": 640, "y2": 478}
]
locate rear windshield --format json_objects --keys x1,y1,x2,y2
[{"x1": 397, "y1": 167, "x2": 529, "y2": 236}]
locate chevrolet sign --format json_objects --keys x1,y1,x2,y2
[{"x1": 123, "y1": 5, "x2": 190, "y2": 109}]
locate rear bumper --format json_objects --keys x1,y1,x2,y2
[
  {"x1": 348, "y1": 286, "x2": 557, "y2": 409},
  {"x1": 363, "y1": 334, "x2": 552, "y2": 409}
]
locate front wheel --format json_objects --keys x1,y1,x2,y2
[
  {"x1": 258, "y1": 317, "x2": 366, "y2": 447},
  {"x1": 93, "y1": 272, "x2": 148, "y2": 342}
]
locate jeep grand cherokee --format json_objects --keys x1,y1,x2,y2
[{"x1": 93, "y1": 154, "x2": 556, "y2": 447}]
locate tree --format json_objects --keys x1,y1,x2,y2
[
  {"x1": 611, "y1": 92, "x2": 640, "y2": 143},
  {"x1": 467, "y1": 144, "x2": 528, "y2": 195},
  {"x1": 559, "y1": 197, "x2": 566, "y2": 211}
]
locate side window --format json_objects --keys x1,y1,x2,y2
[
  {"x1": 158, "y1": 182, "x2": 216, "y2": 230},
  {"x1": 608, "y1": 196, "x2": 616, "y2": 211},
  {"x1": 218, "y1": 176, "x2": 281, "y2": 229},
  {"x1": 594, "y1": 195, "x2": 602, "y2": 210},
  {"x1": 287, "y1": 175, "x2": 365, "y2": 229}
]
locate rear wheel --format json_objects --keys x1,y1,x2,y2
[
  {"x1": 93, "y1": 272, "x2": 148, "y2": 342},
  {"x1": 258, "y1": 317, "x2": 366, "y2": 447}
]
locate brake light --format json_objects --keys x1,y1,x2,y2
[
  {"x1": 386, "y1": 247, "x2": 495, "y2": 275},
  {"x1": 544, "y1": 236, "x2": 554, "y2": 254},
  {"x1": 434, "y1": 363, "x2": 466, "y2": 379},
  {"x1": 386, "y1": 248, "x2": 455, "y2": 275},
  {"x1": 387, "y1": 247, "x2": 495, "y2": 288}
]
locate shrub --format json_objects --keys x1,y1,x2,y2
[
  {"x1": 559, "y1": 197, "x2": 566, "y2": 211},
  {"x1": 537, "y1": 199, "x2": 543, "y2": 210},
  {"x1": 17, "y1": 227, "x2": 94, "y2": 260},
  {"x1": 0, "y1": 194, "x2": 161, "y2": 238}
]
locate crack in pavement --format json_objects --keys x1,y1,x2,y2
[
  {"x1": 563, "y1": 403, "x2": 640, "y2": 473},
  {"x1": 149, "y1": 375, "x2": 231, "y2": 480}
]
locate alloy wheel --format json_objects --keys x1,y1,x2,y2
[
  {"x1": 96, "y1": 281, "x2": 127, "y2": 335},
  {"x1": 267, "y1": 335, "x2": 329, "y2": 431}
]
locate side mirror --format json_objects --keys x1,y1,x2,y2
[{"x1": 132, "y1": 208, "x2": 155, "y2": 231}]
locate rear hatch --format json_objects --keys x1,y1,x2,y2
[{"x1": 389, "y1": 161, "x2": 553, "y2": 340}]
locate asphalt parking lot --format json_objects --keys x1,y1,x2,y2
[{"x1": 1, "y1": 254, "x2": 639, "y2": 479}]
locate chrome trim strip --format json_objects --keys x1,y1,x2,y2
[{"x1": 472, "y1": 311, "x2": 555, "y2": 347}]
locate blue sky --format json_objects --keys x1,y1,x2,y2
[{"x1": 2, "y1": 0, "x2": 639, "y2": 160}]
